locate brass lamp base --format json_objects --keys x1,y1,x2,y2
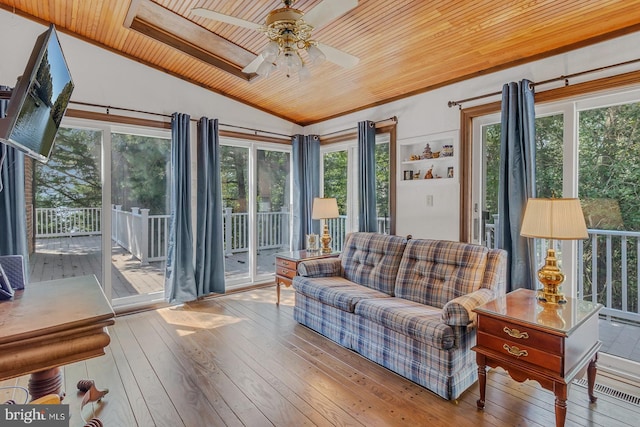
[
  {"x1": 536, "y1": 247, "x2": 567, "y2": 304},
  {"x1": 320, "y1": 224, "x2": 332, "y2": 254}
]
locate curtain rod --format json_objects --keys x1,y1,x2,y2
[
  {"x1": 447, "y1": 57, "x2": 640, "y2": 109},
  {"x1": 320, "y1": 116, "x2": 398, "y2": 138},
  {"x1": 69, "y1": 100, "x2": 292, "y2": 138}
]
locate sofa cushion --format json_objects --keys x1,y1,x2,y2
[
  {"x1": 340, "y1": 232, "x2": 407, "y2": 295},
  {"x1": 354, "y1": 297, "x2": 455, "y2": 350},
  {"x1": 395, "y1": 239, "x2": 488, "y2": 308},
  {"x1": 293, "y1": 276, "x2": 391, "y2": 313}
]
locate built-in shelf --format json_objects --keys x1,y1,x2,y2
[{"x1": 399, "y1": 131, "x2": 458, "y2": 182}]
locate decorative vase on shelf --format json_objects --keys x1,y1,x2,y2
[{"x1": 422, "y1": 144, "x2": 433, "y2": 159}]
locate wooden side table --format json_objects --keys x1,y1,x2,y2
[
  {"x1": 274, "y1": 250, "x2": 339, "y2": 304},
  {"x1": 472, "y1": 288, "x2": 602, "y2": 427}
]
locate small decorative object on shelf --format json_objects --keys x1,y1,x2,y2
[
  {"x1": 413, "y1": 170, "x2": 421, "y2": 179},
  {"x1": 410, "y1": 154, "x2": 421, "y2": 161},
  {"x1": 441, "y1": 145, "x2": 454, "y2": 157},
  {"x1": 422, "y1": 144, "x2": 433, "y2": 159},
  {"x1": 424, "y1": 167, "x2": 434, "y2": 179},
  {"x1": 432, "y1": 151, "x2": 440, "y2": 158},
  {"x1": 403, "y1": 170, "x2": 414, "y2": 180},
  {"x1": 447, "y1": 167, "x2": 454, "y2": 178}
]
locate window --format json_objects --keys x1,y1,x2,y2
[{"x1": 320, "y1": 134, "x2": 391, "y2": 250}]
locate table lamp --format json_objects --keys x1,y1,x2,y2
[
  {"x1": 520, "y1": 198, "x2": 588, "y2": 304},
  {"x1": 312, "y1": 197, "x2": 339, "y2": 254}
]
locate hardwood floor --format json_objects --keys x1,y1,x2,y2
[{"x1": 2, "y1": 286, "x2": 640, "y2": 426}]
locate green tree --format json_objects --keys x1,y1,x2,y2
[
  {"x1": 111, "y1": 133, "x2": 170, "y2": 215},
  {"x1": 257, "y1": 150, "x2": 290, "y2": 211},
  {"x1": 375, "y1": 142, "x2": 390, "y2": 231},
  {"x1": 578, "y1": 103, "x2": 640, "y2": 312},
  {"x1": 221, "y1": 146, "x2": 248, "y2": 212},
  {"x1": 35, "y1": 127, "x2": 102, "y2": 208},
  {"x1": 323, "y1": 150, "x2": 348, "y2": 214}
]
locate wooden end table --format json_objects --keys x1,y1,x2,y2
[
  {"x1": 472, "y1": 288, "x2": 602, "y2": 427},
  {"x1": 274, "y1": 250, "x2": 339, "y2": 304}
]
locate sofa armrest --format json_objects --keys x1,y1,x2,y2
[
  {"x1": 441, "y1": 288, "x2": 496, "y2": 327},
  {"x1": 298, "y1": 258, "x2": 342, "y2": 277}
]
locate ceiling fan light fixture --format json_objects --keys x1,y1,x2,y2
[
  {"x1": 261, "y1": 40, "x2": 280, "y2": 62},
  {"x1": 276, "y1": 48, "x2": 303, "y2": 77},
  {"x1": 194, "y1": 0, "x2": 360, "y2": 80}
]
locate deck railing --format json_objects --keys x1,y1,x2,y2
[
  {"x1": 485, "y1": 221, "x2": 640, "y2": 323},
  {"x1": 36, "y1": 207, "x2": 292, "y2": 263},
  {"x1": 326, "y1": 216, "x2": 389, "y2": 252},
  {"x1": 36, "y1": 207, "x2": 390, "y2": 264},
  {"x1": 35, "y1": 207, "x2": 101, "y2": 237}
]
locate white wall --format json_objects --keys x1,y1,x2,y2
[
  {"x1": 0, "y1": 10, "x2": 300, "y2": 136},
  {"x1": 304, "y1": 31, "x2": 640, "y2": 241}
]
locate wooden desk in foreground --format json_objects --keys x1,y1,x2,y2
[{"x1": 0, "y1": 275, "x2": 115, "y2": 399}]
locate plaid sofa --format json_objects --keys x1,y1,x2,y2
[{"x1": 293, "y1": 232, "x2": 507, "y2": 400}]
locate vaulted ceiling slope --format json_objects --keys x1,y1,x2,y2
[{"x1": 2, "y1": 0, "x2": 640, "y2": 125}]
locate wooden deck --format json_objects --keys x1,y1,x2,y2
[
  {"x1": 27, "y1": 236, "x2": 640, "y2": 366},
  {"x1": 2, "y1": 287, "x2": 639, "y2": 426},
  {"x1": 30, "y1": 236, "x2": 281, "y2": 299}
]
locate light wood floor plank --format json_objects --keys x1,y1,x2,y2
[
  {"x1": 124, "y1": 314, "x2": 228, "y2": 427},
  {"x1": 179, "y1": 301, "x2": 366, "y2": 427},
  {"x1": 108, "y1": 321, "x2": 156, "y2": 427},
  {"x1": 145, "y1": 310, "x2": 253, "y2": 427},
  {"x1": 112, "y1": 317, "x2": 184, "y2": 427},
  {"x1": 145, "y1": 305, "x2": 306, "y2": 426}
]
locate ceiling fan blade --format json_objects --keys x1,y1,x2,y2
[
  {"x1": 304, "y1": 0, "x2": 358, "y2": 29},
  {"x1": 242, "y1": 55, "x2": 265, "y2": 74},
  {"x1": 317, "y1": 43, "x2": 359, "y2": 69},
  {"x1": 191, "y1": 7, "x2": 261, "y2": 30}
]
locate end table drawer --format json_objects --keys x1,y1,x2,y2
[
  {"x1": 478, "y1": 316, "x2": 563, "y2": 355},
  {"x1": 477, "y1": 331, "x2": 562, "y2": 373},
  {"x1": 277, "y1": 258, "x2": 296, "y2": 269},
  {"x1": 277, "y1": 266, "x2": 297, "y2": 279}
]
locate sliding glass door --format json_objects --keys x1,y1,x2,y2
[
  {"x1": 110, "y1": 129, "x2": 171, "y2": 305},
  {"x1": 221, "y1": 140, "x2": 292, "y2": 288}
]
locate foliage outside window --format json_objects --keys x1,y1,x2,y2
[
  {"x1": 111, "y1": 133, "x2": 170, "y2": 215},
  {"x1": 36, "y1": 127, "x2": 102, "y2": 209},
  {"x1": 579, "y1": 102, "x2": 640, "y2": 313}
]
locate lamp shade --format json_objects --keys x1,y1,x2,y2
[
  {"x1": 312, "y1": 197, "x2": 339, "y2": 220},
  {"x1": 520, "y1": 198, "x2": 588, "y2": 240}
]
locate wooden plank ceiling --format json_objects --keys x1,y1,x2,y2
[{"x1": 2, "y1": 0, "x2": 640, "y2": 125}]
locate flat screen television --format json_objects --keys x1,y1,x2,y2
[{"x1": 0, "y1": 24, "x2": 74, "y2": 164}]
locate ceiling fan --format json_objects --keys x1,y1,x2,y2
[{"x1": 192, "y1": 0, "x2": 359, "y2": 80}]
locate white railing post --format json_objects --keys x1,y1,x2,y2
[
  {"x1": 281, "y1": 207, "x2": 289, "y2": 250},
  {"x1": 114, "y1": 205, "x2": 122, "y2": 245},
  {"x1": 130, "y1": 207, "x2": 139, "y2": 260},
  {"x1": 140, "y1": 208, "x2": 150, "y2": 265},
  {"x1": 224, "y1": 208, "x2": 233, "y2": 256}
]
